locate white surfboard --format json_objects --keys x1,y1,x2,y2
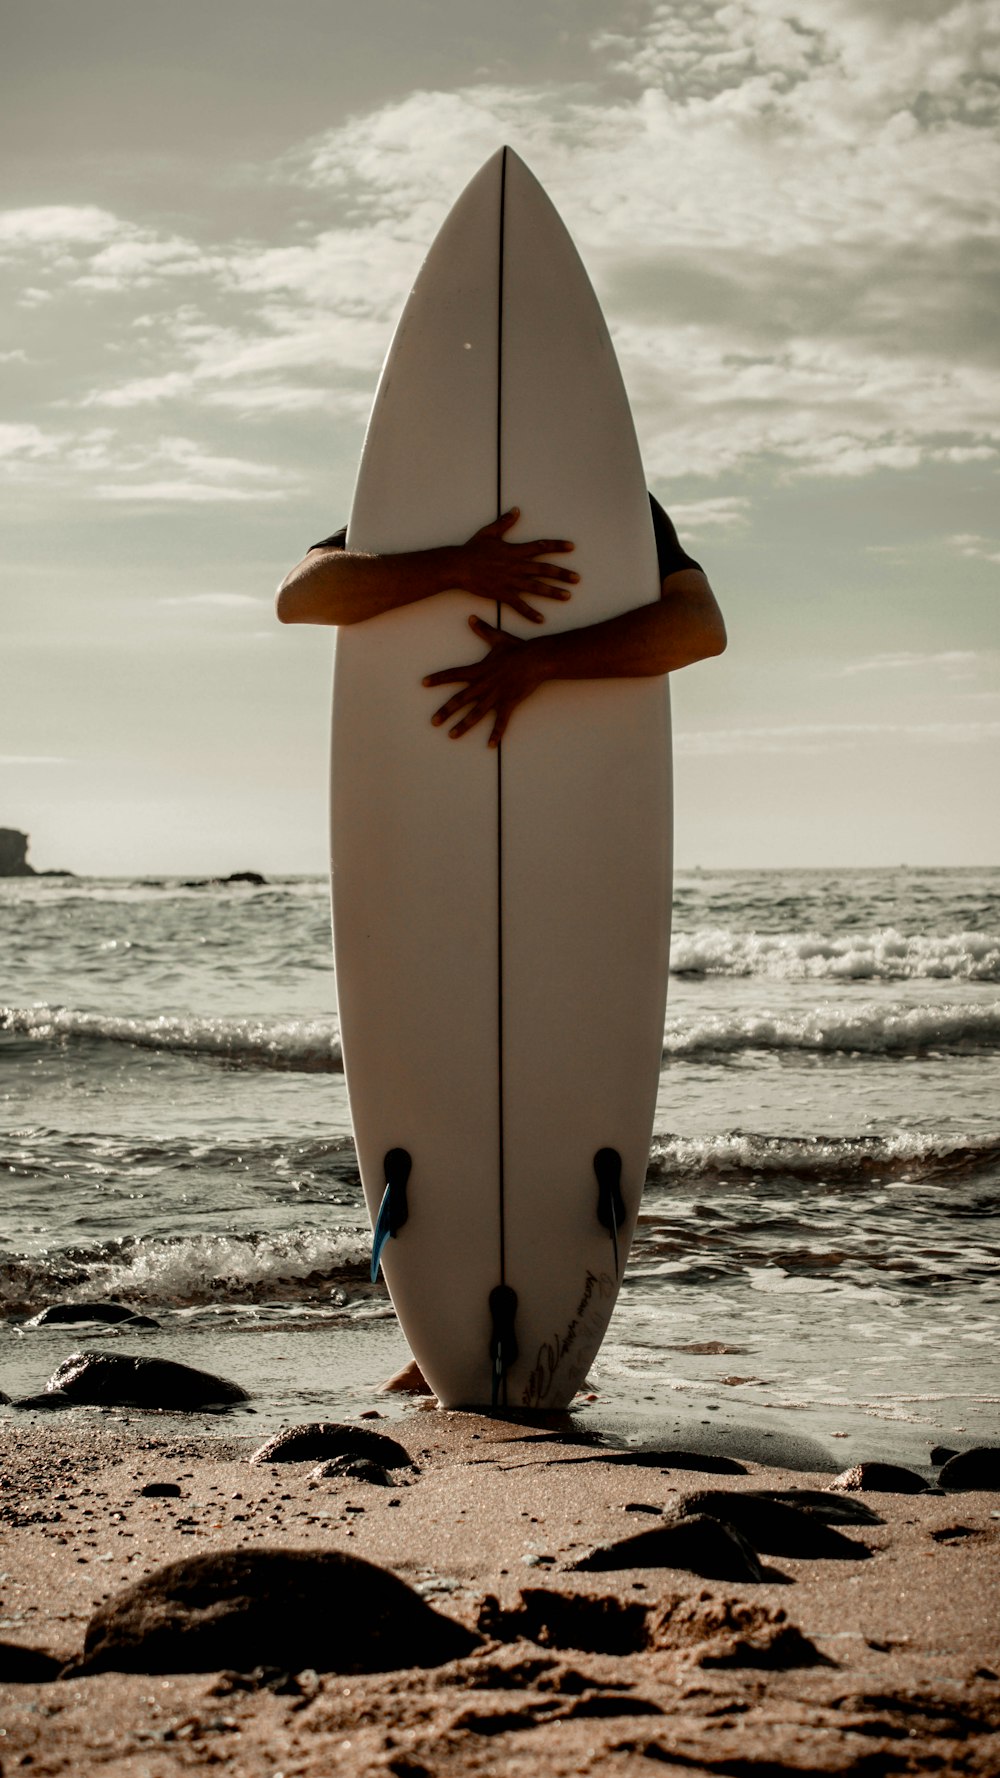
[{"x1": 331, "y1": 147, "x2": 671, "y2": 1409}]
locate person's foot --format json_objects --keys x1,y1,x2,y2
[{"x1": 379, "y1": 1359, "x2": 435, "y2": 1396}]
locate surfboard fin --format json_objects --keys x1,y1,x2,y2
[
  {"x1": 594, "y1": 1147, "x2": 626, "y2": 1278},
  {"x1": 489, "y1": 1284, "x2": 519, "y2": 1408},
  {"x1": 370, "y1": 1147, "x2": 412, "y2": 1283}
]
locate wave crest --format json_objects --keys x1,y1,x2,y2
[
  {"x1": 1, "y1": 1227, "x2": 371, "y2": 1317},
  {"x1": 663, "y1": 1001, "x2": 1000, "y2": 1058},
  {"x1": 671, "y1": 928, "x2": 1000, "y2": 982},
  {"x1": 1, "y1": 1006, "x2": 343, "y2": 1072},
  {"x1": 646, "y1": 1130, "x2": 1000, "y2": 1186}
]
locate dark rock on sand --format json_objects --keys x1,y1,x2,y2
[
  {"x1": 0, "y1": 1640, "x2": 64, "y2": 1683},
  {"x1": 12, "y1": 1389, "x2": 73, "y2": 1411},
  {"x1": 45, "y1": 1351, "x2": 248, "y2": 1408},
  {"x1": 939, "y1": 1447, "x2": 1000, "y2": 1490},
  {"x1": 138, "y1": 1481, "x2": 182, "y2": 1499},
  {"x1": 931, "y1": 1445, "x2": 960, "y2": 1466},
  {"x1": 676, "y1": 1491, "x2": 871, "y2": 1559},
  {"x1": 831, "y1": 1462, "x2": 930, "y2": 1494},
  {"x1": 250, "y1": 1422, "x2": 413, "y2": 1470},
  {"x1": 70, "y1": 1548, "x2": 480, "y2": 1676},
  {"x1": 569, "y1": 1512, "x2": 764, "y2": 1583},
  {"x1": 763, "y1": 1489, "x2": 884, "y2": 1526},
  {"x1": 309, "y1": 1456, "x2": 394, "y2": 1486},
  {"x1": 27, "y1": 1301, "x2": 143, "y2": 1327},
  {"x1": 0, "y1": 1389, "x2": 10, "y2": 1404}
]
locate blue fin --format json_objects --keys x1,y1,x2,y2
[
  {"x1": 369, "y1": 1148, "x2": 413, "y2": 1283},
  {"x1": 370, "y1": 1183, "x2": 393, "y2": 1283}
]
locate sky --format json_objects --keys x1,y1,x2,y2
[{"x1": 2, "y1": 0, "x2": 998, "y2": 875}]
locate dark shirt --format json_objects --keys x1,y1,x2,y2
[{"x1": 309, "y1": 493, "x2": 701, "y2": 583}]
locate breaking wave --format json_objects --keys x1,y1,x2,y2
[
  {"x1": 645, "y1": 1130, "x2": 1000, "y2": 1187},
  {"x1": 4, "y1": 997, "x2": 1000, "y2": 1071},
  {"x1": 662, "y1": 1000, "x2": 1000, "y2": 1058},
  {"x1": 1, "y1": 1006, "x2": 343, "y2": 1071},
  {"x1": 670, "y1": 928, "x2": 1000, "y2": 982},
  {"x1": 0, "y1": 1226, "x2": 372, "y2": 1317}
]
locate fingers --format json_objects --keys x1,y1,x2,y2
[
  {"x1": 477, "y1": 509, "x2": 576, "y2": 559},
  {"x1": 431, "y1": 688, "x2": 478, "y2": 727},
  {"x1": 488, "y1": 706, "x2": 511, "y2": 748},
  {"x1": 505, "y1": 598, "x2": 545, "y2": 624},
  {"x1": 448, "y1": 703, "x2": 490, "y2": 739},
  {"x1": 515, "y1": 539, "x2": 576, "y2": 559},
  {"x1": 478, "y1": 507, "x2": 521, "y2": 538},
  {"x1": 532, "y1": 562, "x2": 578, "y2": 583},
  {"x1": 468, "y1": 615, "x2": 504, "y2": 643}
]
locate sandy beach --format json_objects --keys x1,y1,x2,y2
[{"x1": 1, "y1": 1410, "x2": 997, "y2": 1776}]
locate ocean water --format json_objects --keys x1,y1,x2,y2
[{"x1": 2, "y1": 868, "x2": 998, "y2": 1468}]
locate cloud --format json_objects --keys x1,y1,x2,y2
[
  {"x1": 0, "y1": 423, "x2": 296, "y2": 504},
  {"x1": 94, "y1": 480, "x2": 288, "y2": 504},
  {"x1": 156, "y1": 592, "x2": 269, "y2": 608},
  {"x1": 93, "y1": 434, "x2": 296, "y2": 504},
  {"x1": 0, "y1": 754, "x2": 72, "y2": 765},
  {"x1": 668, "y1": 495, "x2": 752, "y2": 531},
  {"x1": 836, "y1": 650, "x2": 985, "y2": 677},
  {"x1": 6, "y1": 2, "x2": 1000, "y2": 491},
  {"x1": 951, "y1": 533, "x2": 1000, "y2": 564},
  {"x1": 0, "y1": 422, "x2": 62, "y2": 463},
  {"x1": 0, "y1": 206, "x2": 121, "y2": 249},
  {"x1": 676, "y1": 716, "x2": 1000, "y2": 754}
]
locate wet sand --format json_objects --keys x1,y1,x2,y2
[{"x1": 1, "y1": 1412, "x2": 998, "y2": 1775}]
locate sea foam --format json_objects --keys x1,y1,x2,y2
[
  {"x1": 1, "y1": 1005, "x2": 343, "y2": 1071},
  {"x1": 0, "y1": 1226, "x2": 371, "y2": 1316},
  {"x1": 662, "y1": 999, "x2": 1000, "y2": 1058},
  {"x1": 670, "y1": 927, "x2": 1000, "y2": 981},
  {"x1": 4, "y1": 997, "x2": 999, "y2": 1070}
]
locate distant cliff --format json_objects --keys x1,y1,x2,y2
[{"x1": 0, "y1": 829, "x2": 73, "y2": 877}]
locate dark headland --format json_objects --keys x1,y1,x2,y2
[{"x1": 0, "y1": 827, "x2": 73, "y2": 878}]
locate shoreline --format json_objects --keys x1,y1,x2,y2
[
  {"x1": 7, "y1": 1314, "x2": 997, "y2": 1472},
  {"x1": 1, "y1": 1412, "x2": 997, "y2": 1775}
]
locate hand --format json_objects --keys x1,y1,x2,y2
[
  {"x1": 423, "y1": 615, "x2": 549, "y2": 747},
  {"x1": 450, "y1": 508, "x2": 578, "y2": 623}
]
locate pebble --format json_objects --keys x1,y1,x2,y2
[
  {"x1": 250, "y1": 1422, "x2": 413, "y2": 1470},
  {"x1": 938, "y1": 1447, "x2": 1000, "y2": 1491},
  {"x1": 42, "y1": 1352, "x2": 249, "y2": 1409},
  {"x1": 26, "y1": 1302, "x2": 151, "y2": 1328},
  {"x1": 831, "y1": 1462, "x2": 930, "y2": 1495},
  {"x1": 308, "y1": 1456, "x2": 394, "y2": 1486},
  {"x1": 569, "y1": 1512, "x2": 764, "y2": 1583},
  {"x1": 675, "y1": 1491, "x2": 871, "y2": 1559},
  {"x1": 0, "y1": 1641, "x2": 64, "y2": 1683}
]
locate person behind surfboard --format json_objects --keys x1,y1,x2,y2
[
  {"x1": 276, "y1": 495, "x2": 726, "y2": 747},
  {"x1": 278, "y1": 496, "x2": 725, "y2": 1395}
]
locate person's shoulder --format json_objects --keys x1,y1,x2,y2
[
  {"x1": 308, "y1": 525, "x2": 348, "y2": 552},
  {"x1": 648, "y1": 491, "x2": 702, "y2": 578}
]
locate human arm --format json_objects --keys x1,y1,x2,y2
[
  {"x1": 423, "y1": 566, "x2": 726, "y2": 747},
  {"x1": 274, "y1": 507, "x2": 578, "y2": 627}
]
